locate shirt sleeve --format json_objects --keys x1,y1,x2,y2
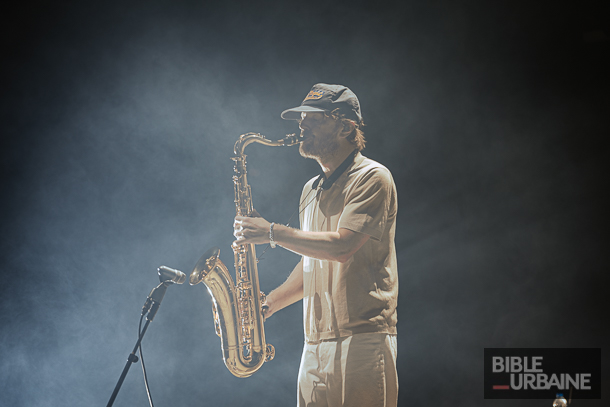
[{"x1": 338, "y1": 167, "x2": 395, "y2": 241}]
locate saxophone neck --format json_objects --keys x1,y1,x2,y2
[{"x1": 233, "y1": 133, "x2": 303, "y2": 156}]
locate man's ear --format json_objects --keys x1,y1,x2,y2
[{"x1": 340, "y1": 120, "x2": 355, "y2": 138}]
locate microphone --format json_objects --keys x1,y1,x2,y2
[
  {"x1": 141, "y1": 266, "x2": 184, "y2": 319},
  {"x1": 157, "y1": 266, "x2": 186, "y2": 284}
]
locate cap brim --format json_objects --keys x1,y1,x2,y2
[{"x1": 281, "y1": 105, "x2": 328, "y2": 120}]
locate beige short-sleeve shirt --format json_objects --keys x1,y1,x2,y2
[{"x1": 299, "y1": 153, "x2": 398, "y2": 342}]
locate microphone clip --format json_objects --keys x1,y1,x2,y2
[{"x1": 140, "y1": 265, "x2": 184, "y2": 320}]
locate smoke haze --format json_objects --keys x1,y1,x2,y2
[{"x1": 1, "y1": 1, "x2": 608, "y2": 406}]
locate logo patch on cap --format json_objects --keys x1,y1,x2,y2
[{"x1": 304, "y1": 90, "x2": 325, "y2": 101}]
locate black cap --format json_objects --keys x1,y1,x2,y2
[{"x1": 281, "y1": 83, "x2": 362, "y2": 125}]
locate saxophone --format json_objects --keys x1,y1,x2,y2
[{"x1": 189, "y1": 132, "x2": 302, "y2": 378}]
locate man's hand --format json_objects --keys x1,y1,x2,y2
[{"x1": 233, "y1": 209, "x2": 271, "y2": 246}]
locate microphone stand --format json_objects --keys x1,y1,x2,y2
[{"x1": 106, "y1": 281, "x2": 171, "y2": 407}]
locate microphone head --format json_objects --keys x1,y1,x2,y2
[{"x1": 158, "y1": 266, "x2": 186, "y2": 284}]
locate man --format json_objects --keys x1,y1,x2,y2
[{"x1": 234, "y1": 84, "x2": 398, "y2": 407}]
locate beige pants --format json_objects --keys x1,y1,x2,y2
[{"x1": 297, "y1": 333, "x2": 398, "y2": 407}]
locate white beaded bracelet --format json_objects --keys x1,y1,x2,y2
[{"x1": 269, "y1": 222, "x2": 277, "y2": 248}]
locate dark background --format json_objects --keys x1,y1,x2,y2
[{"x1": 1, "y1": 1, "x2": 608, "y2": 406}]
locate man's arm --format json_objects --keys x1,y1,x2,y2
[
  {"x1": 274, "y1": 225, "x2": 369, "y2": 263},
  {"x1": 263, "y1": 259, "x2": 304, "y2": 320},
  {"x1": 234, "y1": 215, "x2": 370, "y2": 263}
]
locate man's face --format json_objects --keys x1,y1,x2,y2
[{"x1": 298, "y1": 112, "x2": 342, "y2": 159}]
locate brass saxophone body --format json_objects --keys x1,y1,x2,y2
[{"x1": 190, "y1": 132, "x2": 301, "y2": 378}]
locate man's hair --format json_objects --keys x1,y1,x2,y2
[{"x1": 326, "y1": 109, "x2": 366, "y2": 151}]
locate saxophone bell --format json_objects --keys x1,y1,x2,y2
[{"x1": 189, "y1": 246, "x2": 221, "y2": 286}]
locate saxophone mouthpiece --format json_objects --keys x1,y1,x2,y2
[{"x1": 282, "y1": 133, "x2": 303, "y2": 146}]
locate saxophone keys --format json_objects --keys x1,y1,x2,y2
[
  {"x1": 265, "y1": 344, "x2": 275, "y2": 362},
  {"x1": 237, "y1": 281, "x2": 252, "y2": 291}
]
